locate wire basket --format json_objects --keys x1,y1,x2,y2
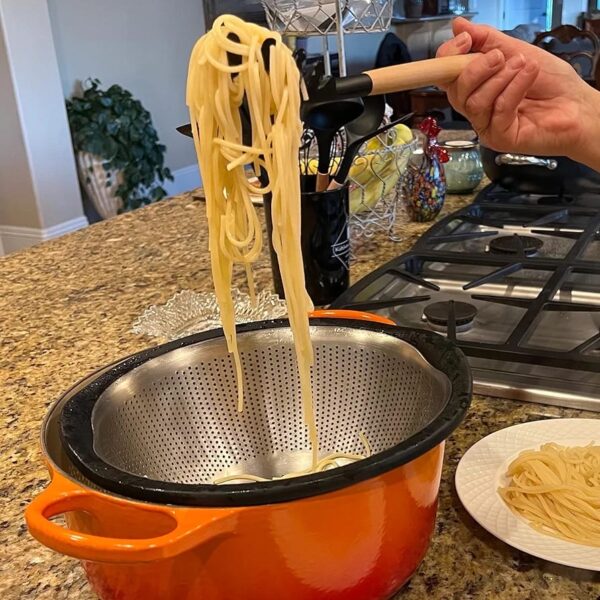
[
  {"x1": 261, "y1": 0, "x2": 393, "y2": 35},
  {"x1": 348, "y1": 137, "x2": 418, "y2": 240},
  {"x1": 299, "y1": 128, "x2": 416, "y2": 240}
]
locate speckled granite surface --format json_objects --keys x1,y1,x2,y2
[{"x1": 1, "y1": 185, "x2": 599, "y2": 600}]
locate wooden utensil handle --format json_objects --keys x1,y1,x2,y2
[
  {"x1": 316, "y1": 171, "x2": 330, "y2": 192},
  {"x1": 364, "y1": 54, "x2": 479, "y2": 95}
]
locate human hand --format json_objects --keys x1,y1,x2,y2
[{"x1": 436, "y1": 18, "x2": 600, "y2": 168}]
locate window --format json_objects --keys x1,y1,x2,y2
[{"x1": 502, "y1": 0, "x2": 551, "y2": 30}]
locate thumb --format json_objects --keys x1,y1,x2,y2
[{"x1": 452, "y1": 17, "x2": 502, "y2": 52}]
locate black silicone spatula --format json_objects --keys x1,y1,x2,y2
[
  {"x1": 308, "y1": 54, "x2": 478, "y2": 102},
  {"x1": 345, "y1": 95, "x2": 386, "y2": 146},
  {"x1": 327, "y1": 112, "x2": 414, "y2": 191},
  {"x1": 302, "y1": 98, "x2": 363, "y2": 192}
]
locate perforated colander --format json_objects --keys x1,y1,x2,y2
[{"x1": 60, "y1": 318, "x2": 471, "y2": 506}]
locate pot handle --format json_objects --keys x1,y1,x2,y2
[
  {"x1": 25, "y1": 467, "x2": 238, "y2": 563},
  {"x1": 494, "y1": 153, "x2": 558, "y2": 170},
  {"x1": 310, "y1": 309, "x2": 395, "y2": 326}
]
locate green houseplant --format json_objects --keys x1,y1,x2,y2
[{"x1": 66, "y1": 78, "x2": 173, "y2": 217}]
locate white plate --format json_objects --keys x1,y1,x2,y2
[{"x1": 455, "y1": 418, "x2": 600, "y2": 571}]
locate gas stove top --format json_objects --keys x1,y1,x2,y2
[{"x1": 333, "y1": 184, "x2": 600, "y2": 411}]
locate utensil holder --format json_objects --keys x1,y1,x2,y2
[{"x1": 264, "y1": 175, "x2": 350, "y2": 306}]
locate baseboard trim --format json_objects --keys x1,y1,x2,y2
[
  {"x1": 0, "y1": 215, "x2": 89, "y2": 255},
  {"x1": 164, "y1": 164, "x2": 202, "y2": 197},
  {"x1": 0, "y1": 164, "x2": 202, "y2": 256}
]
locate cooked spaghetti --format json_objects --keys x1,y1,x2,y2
[
  {"x1": 499, "y1": 443, "x2": 600, "y2": 547},
  {"x1": 213, "y1": 433, "x2": 372, "y2": 484},
  {"x1": 187, "y1": 15, "x2": 367, "y2": 479}
]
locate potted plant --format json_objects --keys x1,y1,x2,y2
[{"x1": 66, "y1": 79, "x2": 173, "y2": 219}]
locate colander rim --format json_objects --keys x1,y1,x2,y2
[{"x1": 60, "y1": 318, "x2": 472, "y2": 507}]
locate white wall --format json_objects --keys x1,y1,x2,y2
[
  {"x1": 0, "y1": 23, "x2": 41, "y2": 229},
  {"x1": 47, "y1": 0, "x2": 205, "y2": 174},
  {"x1": 0, "y1": 0, "x2": 86, "y2": 254}
]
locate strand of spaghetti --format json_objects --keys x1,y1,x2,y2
[
  {"x1": 213, "y1": 139, "x2": 261, "y2": 154},
  {"x1": 187, "y1": 15, "x2": 314, "y2": 427},
  {"x1": 213, "y1": 435, "x2": 373, "y2": 485},
  {"x1": 189, "y1": 15, "x2": 374, "y2": 481},
  {"x1": 360, "y1": 432, "x2": 372, "y2": 457}
]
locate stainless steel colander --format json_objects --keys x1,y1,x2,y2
[{"x1": 60, "y1": 317, "x2": 471, "y2": 506}]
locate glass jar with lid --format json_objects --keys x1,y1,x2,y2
[{"x1": 441, "y1": 140, "x2": 483, "y2": 194}]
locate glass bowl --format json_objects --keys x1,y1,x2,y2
[{"x1": 132, "y1": 289, "x2": 287, "y2": 341}]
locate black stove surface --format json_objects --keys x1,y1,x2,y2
[{"x1": 334, "y1": 184, "x2": 600, "y2": 410}]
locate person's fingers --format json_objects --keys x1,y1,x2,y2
[
  {"x1": 436, "y1": 31, "x2": 473, "y2": 91},
  {"x1": 456, "y1": 53, "x2": 526, "y2": 133},
  {"x1": 491, "y1": 61, "x2": 540, "y2": 134},
  {"x1": 452, "y1": 17, "x2": 496, "y2": 51},
  {"x1": 445, "y1": 49, "x2": 505, "y2": 114},
  {"x1": 451, "y1": 16, "x2": 473, "y2": 37},
  {"x1": 452, "y1": 17, "x2": 508, "y2": 54},
  {"x1": 436, "y1": 31, "x2": 472, "y2": 58}
]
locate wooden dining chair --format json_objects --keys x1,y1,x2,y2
[
  {"x1": 533, "y1": 25, "x2": 600, "y2": 82},
  {"x1": 583, "y1": 17, "x2": 600, "y2": 38}
]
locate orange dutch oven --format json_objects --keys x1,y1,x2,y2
[{"x1": 26, "y1": 310, "x2": 471, "y2": 600}]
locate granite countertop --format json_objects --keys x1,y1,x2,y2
[{"x1": 1, "y1": 186, "x2": 599, "y2": 600}]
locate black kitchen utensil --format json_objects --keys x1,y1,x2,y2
[
  {"x1": 303, "y1": 98, "x2": 364, "y2": 192},
  {"x1": 329, "y1": 128, "x2": 347, "y2": 180},
  {"x1": 176, "y1": 36, "x2": 275, "y2": 147},
  {"x1": 176, "y1": 123, "x2": 193, "y2": 138},
  {"x1": 293, "y1": 47, "x2": 307, "y2": 72},
  {"x1": 307, "y1": 55, "x2": 477, "y2": 103},
  {"x1": 300, "y1": 128, "x2": 315, "y2": 175},
  {"x1": 345, "y1": 95, "x2": 386, "y2": 146},
  {"x1": 328, "y1": 113, "x2": 414, "y2": 190},
  {"x1": 232, "y1": 34, "x2": 273, "y2": 187},
  {"x1": 300, "y1": 128, "x2": 346, "y2": 181},
  {"x1": 177, "y1": 97, "x2": 253, "y2": 148}
]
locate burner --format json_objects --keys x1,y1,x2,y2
[
  {"x1": 488, "y1": 235, "x2": 543, "y2": 256},
  {"x1": 423, "y1": 301, "x2": 478, "y2": 330}
]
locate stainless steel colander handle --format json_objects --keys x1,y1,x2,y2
[
  {"x1": 310, "y1": 309, "x2": 395, "y2": 326},
  {"x1": 25, "y1": 465, "x2": 240, "y2": 563}
]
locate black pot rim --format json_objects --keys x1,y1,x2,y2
[{"x1": 59, "y1": 318, "x2": 472, "y2": 507}]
